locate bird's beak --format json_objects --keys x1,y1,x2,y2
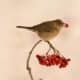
[{"x1": 63, "y1": 23, "x2": 69, "y2": 28}]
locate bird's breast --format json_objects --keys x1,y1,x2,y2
[{"x1": 38, "y1": 30, "x2": 59, "y2": 40}]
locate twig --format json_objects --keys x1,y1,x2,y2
[
  {"x1": 26, "y1": 40, "x2": 42, "y2": 80},
  {"x1": 45, "y1": 41, "x2": 56, "y2": 55},
  {"x1": 46, "y1": 47, "x2": 51, "y2": 55},
  {"x1": 46, "y1": 41, "x2": 64, "y2": 57}
]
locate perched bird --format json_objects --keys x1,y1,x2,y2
[{"x1": 16, "y1": 19, "x2": 68, "y2": 41}]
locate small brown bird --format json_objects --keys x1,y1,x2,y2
[{"x1": 16, "y1": 19, "x2": 68, "y2": 41}]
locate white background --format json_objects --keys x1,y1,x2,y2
[{"x1": 0, "y1": 0, "x2": 80, "y2": 80}]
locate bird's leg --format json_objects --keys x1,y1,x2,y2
[
  {"x1": 45, "y1": 41, "x2": 58, "y2": 55},
  {"x1": 26, "y1": 40, "x2": 42, "y2": 80}
]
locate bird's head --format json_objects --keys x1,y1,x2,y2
[{"x1": 54, "y1": 19, "x2": 69, "y2": 28}]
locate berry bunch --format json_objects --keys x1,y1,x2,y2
[{"x1": 36, "y1": 54, "x2": 71, "y2": 68}]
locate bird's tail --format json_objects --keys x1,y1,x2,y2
[{"x1": 16, "y1": 26, "x2": 33, "y2": 30}]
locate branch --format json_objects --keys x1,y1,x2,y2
[
  {"x1": 45, "y1": 41, "x2": 57, "y2": 55},
  {"x1": 46, "y1": 47, "x2": 51, "y2": 55},
  {"x1": 45, "y1": 41, "x2": 64, "y2": 57},
  {"x1": 26, "y1": 40, "x2": 42, "y2": 80}
]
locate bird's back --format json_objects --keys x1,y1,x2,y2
[{"x1": 31, "y1": 21, "x2": 55, "y2": 32}]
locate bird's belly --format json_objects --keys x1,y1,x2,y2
[{"x1": 38, "y1": 31, "x2": 59, "y2": 40}]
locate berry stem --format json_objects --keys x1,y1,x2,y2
[
  {"x1": 46, "y1": 47, "x2": 51, "y2": 55},
  {"x1": 45, "y1": 41, "x2": 56, "y2": 55}
]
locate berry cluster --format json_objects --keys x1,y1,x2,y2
[{"x1": 36, "y1": 54, "x2": 71, "y2": 68}]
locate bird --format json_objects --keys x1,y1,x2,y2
[{"x1": 16, "y1": 19, "x2": 69, "y2": 41}]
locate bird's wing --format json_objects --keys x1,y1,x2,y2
[{"x1": 32, "y1": 21, "x2": 53, "y2": 32}]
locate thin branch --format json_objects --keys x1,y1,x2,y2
[
  {"x1": 26, "y1": 40, "x2": 42, "y2": 80},
  {"x1": 45, "y1": 41, "x2": 56, "y2": 55},
  {"x1": 46, "y1": 47, "x2": 51, "y2": 55},
  {"x1": 45, "y1": 41, "x2": 64, "y2": 57}
]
